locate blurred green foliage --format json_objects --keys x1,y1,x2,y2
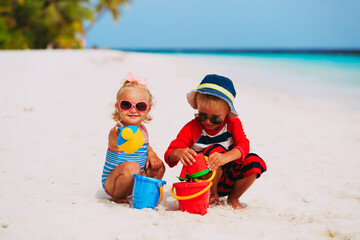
[{"x1": 0, "y1": 0, "x2": 129, "y2": 49}]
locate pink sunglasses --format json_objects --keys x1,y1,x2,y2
[{"x1": 118, "y1": 100, "x2": 149, "y2": 112}]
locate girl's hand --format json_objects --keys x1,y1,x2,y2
[
  {"x1": 172, "y1": 148, "x2": 197, "y2": 166},
  {"x1": 108, "y1": 121, "x2": 121, "y2": 151},
  {"x1": 146, "y1": 146, "x2": 163, "y2": 169}
]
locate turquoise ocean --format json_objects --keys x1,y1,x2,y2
[{"x1": 171, "y1": 52, "x2": 360, "y2": 111}]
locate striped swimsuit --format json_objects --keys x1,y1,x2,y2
[{"x1": 101, "y1": 125, "x2": 149, "y2": 190}]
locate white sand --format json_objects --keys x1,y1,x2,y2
[{"x1": 0, "y1": 50, "x2": 359, "y2": 239}]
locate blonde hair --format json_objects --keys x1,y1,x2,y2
[
  {"x1": 195, "y1": 92, "x2": 230, "y2": 111},
  {"x1": 112, "y1": 80, "x2": 154, "y2": 123}
]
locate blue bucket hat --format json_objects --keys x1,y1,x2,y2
[{"x1": 187, "y1": 74, "x2": 238, "y2": 118}]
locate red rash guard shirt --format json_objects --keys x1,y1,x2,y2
[{"x1": 164, "y1": 117, "x2": 250, "y2": 167}]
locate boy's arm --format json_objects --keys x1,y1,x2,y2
[
  {"x1": 207, "y1": 148, "x2": 242, "y2": 171},
  {"x1": 168, "y1": 148, "x2": 197, "y2": 167},
  {"x1": 229, "y1": 118, "x2": 250, "y2": 163},
  {"x1": 164, "y1": 120, "x2": 200, "y2": 167},
  {"x1": 207, "y1": 118, "x2": 249, "y2": 170}
]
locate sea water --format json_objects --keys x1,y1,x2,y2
[{"x1": 174, "y1": 52, "x2": 360, "y2": 110}]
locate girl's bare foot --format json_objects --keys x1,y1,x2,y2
[
  {"x1": 110, "y1": 197, "x2": 130, "y2": 204},
  {"x1": 227, "y1": 198, "x2": 244, "y2": 209}
]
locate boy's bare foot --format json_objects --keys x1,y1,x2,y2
[
  {"x1": 209, "y1": 194, "x2": 220, "y2": 205},
  {"x1": 227, "y1": 198, "x2": 244, "y2": 209}
]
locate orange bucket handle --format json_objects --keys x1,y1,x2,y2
[{"x1": 158, "y1": 182, "x2": 164, "y2": 203}]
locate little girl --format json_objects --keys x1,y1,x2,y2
[{"x1": 101, "y1": 72, "x2": 165, "y2": 203}]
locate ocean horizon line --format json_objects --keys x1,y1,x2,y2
[{"x1": 113, "y1": 48, "x2": 360, "y2": 55}]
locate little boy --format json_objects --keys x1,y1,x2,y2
[{"x1": 164, "y1": 74, "x2": 267, "y2": 209}]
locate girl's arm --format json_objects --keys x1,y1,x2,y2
[
  {"x1": 141, "y1": 124, "x2": 163, "y2": 169},
  {"x1": 108, "y1": 121, "x2": 121, "y2": 151},
  {"x1": 146, "y1": 145, "x2": 163, "y2": 169}
]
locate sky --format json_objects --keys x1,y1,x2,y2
[{"x1": 85, "y1": 0, "x2": 360, "y2": 50}]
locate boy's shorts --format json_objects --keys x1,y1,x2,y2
[{"x1": 202, "y1": 145, "x2": 267, "y2": 196}]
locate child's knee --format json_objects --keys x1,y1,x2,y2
[{"x1": 120, "y1": 161, "x2": 142, "y2": 176}]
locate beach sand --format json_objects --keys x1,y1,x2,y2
[{"x1": 0, "y1": 50, "x2": 359, "y2": 239}]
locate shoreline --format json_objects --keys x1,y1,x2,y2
[{"x1": 112, "y1": 48, "x2": 360, "y2": 55}]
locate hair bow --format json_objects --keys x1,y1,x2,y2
[{"x1": 126, "y1": 72, "x2": 148, "y2": 86}]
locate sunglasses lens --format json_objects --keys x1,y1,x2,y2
[
  {"x1": 120, "y1": 101, "x2": 132, "y2": 110},
  {"x1": 196, "y1": 113, "x2": 208, "y2": 122},
  {"x1": 196, "y1": 112, "x2": 223, "y2": 125},
  {"x1": 209, "y1": 116, "x2": 223, "y2": 125},
  {"x1": 136, "y1": 102, "x2": 148, "y2": 112}
]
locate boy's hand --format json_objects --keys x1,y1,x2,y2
[
  {"x1": 172, "y1": 148, "x2": 197, "y2": 166},
  {"x1": 207, "y1": 152, "x2": 228, "y2": 171},
  {"x1": 108, "y1": 121, "x2": 121, "y2": 151},
  {"x1": 207, "y1": 148, "x2": 242, "y2": 171}
]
